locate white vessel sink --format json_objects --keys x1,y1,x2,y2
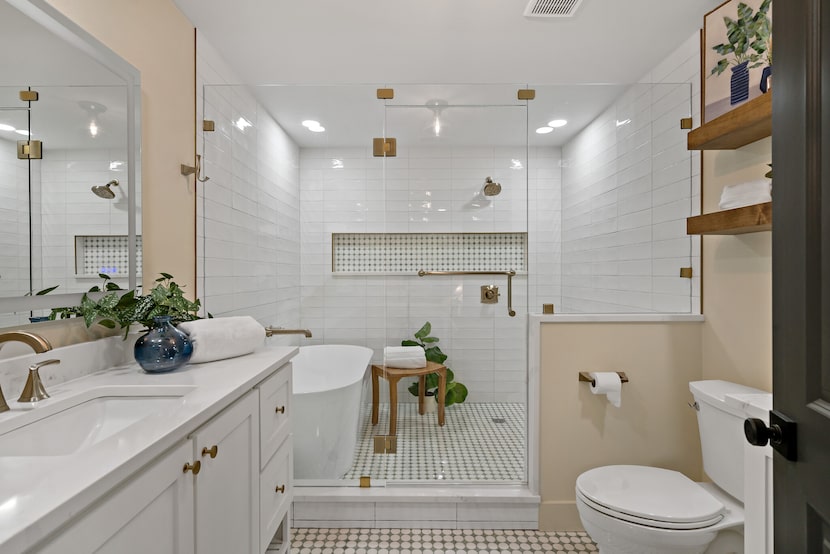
[{"x1": 0, "y1": 386, "x2": 195, "y2": 456}]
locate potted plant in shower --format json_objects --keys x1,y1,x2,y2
[{"x1": 402, "y1": 321, "x2": 468, "y2": 409}]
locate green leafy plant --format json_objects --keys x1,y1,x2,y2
[
  {"x1": 402, "y1": 321, "x2": 468, "y2": 406},
  {"x1": 710, "y1": 0, "x2": 772, "y2": 77},
  {"x1": 28, "y1": 274, "x2": 124, "y2": 320},
  {"x1": 79, "y1": 272, "x2": 201, "y2": 338}
]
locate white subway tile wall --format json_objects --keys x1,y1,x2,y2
[{"x1": 0, "y1": 139, "x2": 30, "y2": 327}]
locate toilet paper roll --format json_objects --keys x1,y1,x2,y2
[{"x1": 589, "y1": 372, "x2": 622, "y2": 408}]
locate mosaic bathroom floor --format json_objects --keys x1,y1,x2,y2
[
  {"x1": 291, "y1": 528, "x2": 599, "y2": 553},
  {"x1": 343, "y1": 402, "x2": 525, "y2": 481}
]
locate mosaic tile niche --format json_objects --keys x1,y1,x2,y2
[
  {"x1": 76, "y1": 235, "x2": 143, "y2": 277},
  {"x1": 332, "y1": 232, "x2": 527, "y2": 274}
]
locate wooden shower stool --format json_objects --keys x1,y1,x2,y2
[{"x1": 371, "y1": 361, "x2": 446, "y2": 436}]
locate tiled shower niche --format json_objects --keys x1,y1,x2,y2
[
  {"x1": 76, "y1": 235, "x2": 143, "y2": 277},
  {"x1": 332, "y1": 232, "x2": 527, "y2": 274}
]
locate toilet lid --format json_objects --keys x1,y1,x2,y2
[{"x1": 576, "y1": 466, "x2": 725, "y2": 528}]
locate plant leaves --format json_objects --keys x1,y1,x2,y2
[
  {"x1": 401, "y1": 340, "x2": 420, "y2": 347},
  {"x1": 35, "y1": 285, "x2": 60, "y2": 295},
  {"x1": 421, "y1": 336, "x2": 439, "y2": 343},
  {"x1": 414, "y1": 321, "x2": 431, "y2": 339}
]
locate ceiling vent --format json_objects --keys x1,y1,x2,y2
[{"x1": 524, "y1": 0, "x2": 584, "y2": 18}]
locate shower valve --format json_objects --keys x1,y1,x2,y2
[{"x1": 481, "y1": 285, "x2": 499, "y2": 304}]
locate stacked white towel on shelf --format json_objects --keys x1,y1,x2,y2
[
  {"x1": 383, "y1": 346, "x2": 426, "y2": 368},
  {"x1": 718, "y1": 179, "x2": 772, "y2": 210},
  {"x1": 178, "y1": 316, "x2": 265, "y2": 364}
]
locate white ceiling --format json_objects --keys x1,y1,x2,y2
[{"x1": 181, "y1": 0, "x2": 719, "y2": 148}]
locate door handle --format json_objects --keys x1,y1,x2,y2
[{"x1": 744, "y1": 410, "x2": 797, "y2": 461}]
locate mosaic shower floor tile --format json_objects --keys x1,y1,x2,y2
[
  {"x1": 291, "y1": 528, "x2": 599, "y2": 553},
  {"x1": 344, "y1": 402, "x2": 525, "y2": 481}
]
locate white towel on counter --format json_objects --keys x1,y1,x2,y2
[
  {"x1": 718, "y1": 179, "x2": 772, "y2": 210},
  {"x1": 383, "y1": 346, "x2": 427, "y2": 369},
  {"x1": 178, "y1": 316, "x2": 265, "y2": 364}
]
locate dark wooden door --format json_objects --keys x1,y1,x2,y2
[{"x1": 773, "y1": 0, "x2": 830, "y2": 550}]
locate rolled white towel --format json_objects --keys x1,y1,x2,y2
[
  {"x1": 383, "y1": 346, "x2": 427, "y2": 369},
  {"x1": 178, "y1": 316, "x2": 266, "y2": 364},
  {"x1": 719, "y1": 179, "x2": 771, "y2": 210}
]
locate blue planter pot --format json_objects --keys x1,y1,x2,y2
[
  {"x1": 730, "y1": 61, "x2": 750, "y2": 105},
  {"x1": 134, "y1": 315, "x2": 193, "y2": 373}
]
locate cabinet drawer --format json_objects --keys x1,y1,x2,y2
[
  {"x1": 260, "y1": 436, "x2": 292, "y2": 554},
  {"x1": 258, "y1": 362, "x2": 291, "y2": 468}
]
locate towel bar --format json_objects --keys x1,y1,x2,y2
[{"x1": 579, "y1": 371, "x2": 629, "y2": 386}]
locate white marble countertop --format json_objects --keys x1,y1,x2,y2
[{"x1": 0, "y1": 345, "x2": 297, "y2": 553}]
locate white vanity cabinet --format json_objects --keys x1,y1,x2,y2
[
  {"x1": 36, "y1": 441, "x2": 196, "y2": 554},
  {"x1": 190, "y1": 390, "x2": 259, "y2": 554},
  {"x1": 25, "y1": 358, "x2": 293, "y2": 554}
]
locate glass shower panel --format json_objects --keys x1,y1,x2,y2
[
  {"x1": 529, "y1": 83, "x2": 696, "y2": 314},
  {"x1": 374, "y1": 85, "x2": 529, "y2": 483},
  {"x1": 0, "y1": 94, "x2": 32, "y2": 326}
]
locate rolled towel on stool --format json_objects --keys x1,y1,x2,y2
[
  {"x1": 383, "y1": 346, "x2": 427, "y2": 368},
  {"x1": 178, "y1": 316, "x2": 266, "y2": 364}
]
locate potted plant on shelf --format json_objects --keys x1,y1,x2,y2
[
  {"x1": 709, "y1": 0, "x2": 771, "y2": 105},
  {"x1": 402, "y1": 321, "x2": 468, "y2": 409},
  {"x1": 79, "y1": 272, "x2": 201, "y2": 373}
]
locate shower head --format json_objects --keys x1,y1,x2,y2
[
  {"x1": 482, "y1": 177, "x2": 502, "y2": 197},
  {"x1": 91, "y1": 179, "x2": 119, "y2": 199}
]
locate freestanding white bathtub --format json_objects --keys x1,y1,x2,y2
[{"x1": 292, "y1": 344, "x2": 373, "y2": 479}]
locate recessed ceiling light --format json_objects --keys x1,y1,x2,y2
[
  {"x1": 14, "y1": 129, "x2": 30, "y2": 136},
  {"x1": 548, "y1": 119, "x2": 567, "y2": 128},
  {"x1": 0, "y1": 123, "x2": 15, "y2": 132},
  {"x1": 536, "y1": 126, "x2": 553, "y2": 134}
]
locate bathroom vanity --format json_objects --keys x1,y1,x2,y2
[{"x1": 0, "y1": 346, "x2": 296, "y2": 554}]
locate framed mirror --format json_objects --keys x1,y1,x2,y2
[{"x1": 0, "y1": 0, "x2": 140, "y2": 326}]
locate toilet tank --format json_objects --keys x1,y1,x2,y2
[{"x1": 689, "y1": 380, "x2": 769, "y2": 502}]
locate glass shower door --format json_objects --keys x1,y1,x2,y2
[{"x1": 367, "y1": 85, "x2": 529, "y2": 483}]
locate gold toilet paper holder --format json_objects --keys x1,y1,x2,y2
[{"x1": 579, "y1": 371, "x2": 629, "y2": 387}]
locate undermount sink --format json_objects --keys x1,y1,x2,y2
[{"x1": 0, "y1": 386, "x2": 195, "y2": 457}]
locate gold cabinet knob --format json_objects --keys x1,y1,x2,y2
[
  {"x1": 183, "y1": 461, "x2": 202, "y2": 475},
  {"x1": 201, "y1": 445, "x2": 219, "y2": 459},
  {"x1": 275, "y1": 484, "x2": 285, "y2": 494},
  {"x1": 275, "y1": 405, "x2": 285, "y2": 414}
]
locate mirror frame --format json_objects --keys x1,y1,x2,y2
[{"x1": 1, "y1": 0, "x2": 140, "y2": 314}]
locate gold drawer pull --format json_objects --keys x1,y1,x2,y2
[
  {"x1": 183, "y1": 461, "x2": 201, "y2": 475},
  {"x1": 275, "y1": 484, "x2": 285, "y2": 494},
  {"x1": 202, "y1": 445, "x2": 219, "y2": 458},
  {"x1": 275, "y1": 405, "x2": 285, "y2": 414}
]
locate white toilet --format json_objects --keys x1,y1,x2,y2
[{"x1": 575, "y1": 380, "x2": 767, "y2": 554}]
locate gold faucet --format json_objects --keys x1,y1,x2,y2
[
  {"x1": 265, "y1": 327, "x2": 312, "y2": 338},
  {"x1": 0, "y1": 331, "x2": 53, "y2": 413}
]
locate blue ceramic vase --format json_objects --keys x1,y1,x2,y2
[{"x1": 134, "y1": 315, "x2": 193, "y2": 373}]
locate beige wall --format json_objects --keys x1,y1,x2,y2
[
  {"x1": 538, "y1": 321, "x2": 703, "y2": 530},
  {"x1": 701, "y1": 139, "x2": 772, "y2": 391},
  {"x1": 47, "y1": 0, "x2": 197, "y2": 295}
]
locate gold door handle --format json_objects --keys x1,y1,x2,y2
[
  {"x1": 201, "y1": 445, "x2": 219, "y2": 458},
  {"x1": 183, "y1": 461, "x2": 202, "y2": 475},
  {"x1": 275, "y1": 484, "x2": 285, "y2": 494},
  {"x1": 275, "y1": 405, "x2": 285, "y2": 414}
]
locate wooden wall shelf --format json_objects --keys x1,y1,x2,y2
[
  {"x1": 687, "y1": 202, "x2": 772, "y2": 235},
  {"x1": 688, "y1": 93, "x2": 772, "y2": 150}
]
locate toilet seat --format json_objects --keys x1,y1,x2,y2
[{"x1": 576, "y1": 465, "x2": 726, "y2": 530}]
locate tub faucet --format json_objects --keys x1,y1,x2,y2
[
  {"x1": 265, "y1": 327, "x2": 313, "y2": 338},
  {"x1": 0, "y1": 331, "x2": 54, "y2": 413}
]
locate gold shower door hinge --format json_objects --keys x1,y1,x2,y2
[
  {"x1": 680, "y1": 117, "x2": 693, "y2": 129},
  {"x1": 373, "y1": 435, "x2": 397, "y2": 454},
  {"x1": 359, "y1": 476, "x2": 371, "y2": 488},
  {"x1": 203, "y1": 119, "x2": 215, "y2": 132},
  {"x1": 17, "y1": 140, "x2": 42, "y2": 159},
  {"x1": 680, "y1": 267, "x2": 693, "y2": 278},
  {"x1": 376, "y1": 88, "x2": 394, "y2": 99},
  {"x1": 517, "y1": 89, "x2": 536, "y2": 100},
  {"x1": 373, "y1": 138, "x2": 397, "y2": 157},
  {"x1": 19, "y1": 90, "x2": 38, "y2": 102}
]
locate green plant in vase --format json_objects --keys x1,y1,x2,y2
[
  {"x1": 710, "y1": 0, "x2": 771, "y2": 78},
  {"x1": 402, "y1": 321, "x2": 468, "y2": 406}
]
